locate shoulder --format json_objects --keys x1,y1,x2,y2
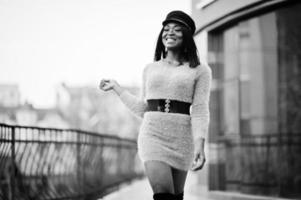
[
  {"x1": 195, "y1": 62, "x2": 212, "y2": 78},
  {"x1": 141, "y1": 61, "x2": 156, "y2": 77},
  {"x1": 143, "y1": 61, "x2": 162, "y2": 72},
  {"x1": 146, "y1": 60, "x2": 162, "y2": 68}
]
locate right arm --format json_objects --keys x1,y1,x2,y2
[{"x1": 99, "y1": 65, "x2": 149, "y2": 118}]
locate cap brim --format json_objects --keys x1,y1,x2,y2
[{"x1": 162, "y1": 18, "x2": 191, "y2": 31}]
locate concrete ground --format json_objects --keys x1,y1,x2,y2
[
  {"x1": 100, "y1": 172, "x2": 212, "y2": 200},
  {"x1": 100, "y1": 171, "x2": 297, "y2": 200}
]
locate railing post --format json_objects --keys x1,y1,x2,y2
[
  {"x1": 99, "y1": 137, "x2": 104, "y2": 187},
  {"x1": 76, "y1": 131, "x2": 82, "y2": 196},
  {"x1": 266, "y1": 136, "x2": 271, "y2": 186},
  {"x1": 10, "y1": 126, "x2": 16, "y2": 200},
  {"x1": 277, "y1": 134, "x2": 281, "y2": 196},
  {"x1": 117, "y1": 139, "x2": 122, "y2": 176}
]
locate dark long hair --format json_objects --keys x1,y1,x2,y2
[{"x1": 154, "y1": 25, "x2": 200, "y2": 68}]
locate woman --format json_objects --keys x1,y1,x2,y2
[{"x1": 99, "y1": 10, "x2": 212, "y2": 200}]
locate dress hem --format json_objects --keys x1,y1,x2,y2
[{"x1": 140, "y1": 157, "x2": 192, "y2": 171}]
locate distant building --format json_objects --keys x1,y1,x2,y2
[
  {"x1": 0, "y1": 102, "x2": 69, "y2": 128},
  {"x1": 0, "y1": 83, "x2": 68, "y2": 128},
  {"x1": 0, "y1": 84, "x2": 21, "y2": 107},
  {"x1": 192, "y1": 0, "x2": 301, "y2": 198}
]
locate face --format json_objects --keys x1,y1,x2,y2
[{"x1": 162, "y1": 22, "x2": 183, "y2": 51}]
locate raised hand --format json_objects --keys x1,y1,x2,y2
[
  {"x1": 99, "y1": 79, "x2": 124, "y2": 95},
  {"x1": 99, "y1": 79, "x2": 116, "y2": 91}
]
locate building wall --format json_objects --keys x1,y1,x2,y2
[
  {"x1": 191, "y1": 0, "x2": 263, "y2": 31},
  {"x1": 192, "y1": 0, "x2": 301, "y2": 197}
]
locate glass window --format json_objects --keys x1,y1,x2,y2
[{"x1": 207, "y1": 3, "x2": 301, "y2": 197}]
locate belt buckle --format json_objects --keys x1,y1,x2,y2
[{"x1": 164, "y1": 99, "x2": 170, "y2": 113}]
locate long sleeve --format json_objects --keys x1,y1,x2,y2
[
  {"x1": 118, "y1": 65, "x2": 149, "y2": 118},
  {"x1": 190, "y1": 63, "x2": 212, "y2": 141}
]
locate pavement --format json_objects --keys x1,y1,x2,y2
[
  {"x1": 99, "y1": 172, "x2": 298, "y2": 200},
  {"x1": 100, "y1": 172, "x2": 212, "y2": 200}
]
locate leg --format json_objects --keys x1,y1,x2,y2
[
  {"x1": 144, "y1": 160, "x2": 175, "y2": 194},
  {"x1": 171, "y1": 167, "x2": 188, "y2": 199}
]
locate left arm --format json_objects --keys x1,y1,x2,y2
[{"x1": 190, "y1": 63, "x2": 212, "y2": 171}]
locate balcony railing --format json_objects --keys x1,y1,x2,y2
[
  {"x1": 0, "y1": 123, "x2": 143, "y2": 200},
  {"x1": 214, "y1": 133, "x2": 301, "y2": 198}
]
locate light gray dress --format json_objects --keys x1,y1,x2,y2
[{"x1": 119, "y1": 60, "x2": 212, "y2": 170}]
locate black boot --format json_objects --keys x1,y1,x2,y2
[
  {"x1": 153, "y1": 192, "x2": 174, "y2": 200},
  {"x1": 174, "y1": 192, "x2": 184, "y2": 200}
]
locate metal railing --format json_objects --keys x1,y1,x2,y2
[
  {"x1": 217, "y1": 134, "x2": 301, "y2": 198},
  {"x1": 0, "y1": 123, "x2": 143, "y2": 200}
]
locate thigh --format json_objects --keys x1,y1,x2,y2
[
  {"x1": 171, "y1": 167, "x2": 188, "y2": 194},
  {"x1": 144, "y1": 161, "x2": 174, "y2": 194}
]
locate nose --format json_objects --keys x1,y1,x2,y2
[
  {"x1": 167, "y1": 28, "x2": 175, "y2": 34},
  {"x1": 165, "y1": 27, "x2": 176, "y2": 35}
]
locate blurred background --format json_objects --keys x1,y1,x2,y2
[
  {"x1": 0, "y1": 0, "x2": 191, "y2": 138},
  {"x1": 0, "y1": 0, "x2": 301, "y2": 200}
]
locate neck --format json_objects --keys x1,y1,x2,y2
[{"x1": 165, "y1": 50, "x2": 181, "y2": 63}]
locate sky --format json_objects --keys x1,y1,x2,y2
[{"x1": 0, "y1": 0, "x2": 191, "y2": 108}]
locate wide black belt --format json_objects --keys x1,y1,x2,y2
[{"x1": 147, "y1": 99, "x2": 191, "y2": 115}]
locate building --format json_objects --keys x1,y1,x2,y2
[
  {"x1": 0, "y1": 84, "x2": 21, "y2": 107},
  {"x1": 192, "y1": 0, "x2": 301, "y2": 198},
  {"x1": 0, "y1": 83, "x2": 69, "y2": 128},
  {"x1": 0, "y1": 102, "x2": 69, "y2": 128}
]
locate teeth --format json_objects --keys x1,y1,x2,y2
[{"x1": 166, "y1": 38, "x2": 175, "y2": 42}]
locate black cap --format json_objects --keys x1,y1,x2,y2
[{"x1": 162, "y1": 10, "x2": 196, "y2": 34}]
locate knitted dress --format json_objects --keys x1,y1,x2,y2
[{"x1": 119, "y1": 60, "x2": 212, "y2": 170}]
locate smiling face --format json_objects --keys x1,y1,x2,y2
[{"x1": 162, "y1": 22, "x2": 184, "y2": 51}]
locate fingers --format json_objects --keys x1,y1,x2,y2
[
  {"x1": 99, "y1": 80, "x2": 105, "y2": 89},
  {"x1": 191, "y1": 160, "x2": 205, "y2": 171},
  {"x1": 99, "y1": 79, "x2": 111, "y2": 90},
  {"x1": 191, "y1": 155, "x2": 206, "y2": 171}
]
